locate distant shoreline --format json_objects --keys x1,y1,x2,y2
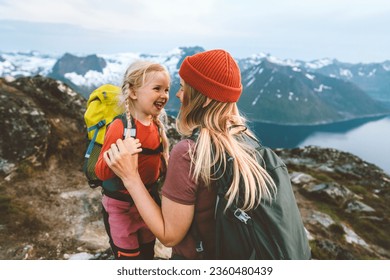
[
  {"x1": 166, "y1": 109, "x2": 390, "y2": 127},
  {"x1": 247, "y1": 113, "x2": 390, "y2": 127}
]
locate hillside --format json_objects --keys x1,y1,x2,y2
[{"x1": 0, "y1": 76, "x2": 389, "y2": 260}]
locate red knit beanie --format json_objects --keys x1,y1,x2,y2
[{"x1": 179, "y1": 49, "x2": 242, "y2": 102}]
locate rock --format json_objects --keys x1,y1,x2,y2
[
  {"x1": 0, "y1": 76, "x2": 86, "y2": 175},
  {"x1": 346, "y1": 200, "x2": 375, "y2": 213},
  {"x1": 13, "y1": 245, "x2": 34, "y2": 260},
  {"x1": 311, "y1": 239, "x2": 355, "y2": 260},
  {"x1": 290, "y1": 172, "x2": 315, "y2": 185},
  {"x1": 306, "y1": 211, "x2": 335, "y2": 228},
  {"x1": 341, "y1": 224, "x2": 369, "y2": 248},
  {"x1": 302, "y1": 182, "x2": 355, "y2": 207},
  {"x1": 67, "y1": 252, "x2": 94, "y2": 260}
]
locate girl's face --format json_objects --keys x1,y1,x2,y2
[{"x1": 131, "y1": 71, "x2": 170, "y2": 121}]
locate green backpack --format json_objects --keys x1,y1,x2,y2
[{"x1": 190, "y1": 131, "x2": 311, "y2": 259}]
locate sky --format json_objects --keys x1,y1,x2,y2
[{"x1": 1, "y1": 0, "x2": 390, "y2": 63}]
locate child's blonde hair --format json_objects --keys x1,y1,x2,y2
[
  {"x1": 121, "y1": 60, "x2": 170, "y2": 162},
  {"x1": 176, "y1": 83, "x2": 276, "y2": 211}
]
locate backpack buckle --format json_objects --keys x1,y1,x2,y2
[
  {"x1": 124, "y1": 128, "x2": 136, "y2": 138},
  {"x1": 234, "y1": 208, "x2": 251, "y2": 224},
  {"x1": 196, "y1": 241, "x2": 204, "y2": 253},
  {"x1": 97, "y1": 120, "x2": 106, "y2": 128}
]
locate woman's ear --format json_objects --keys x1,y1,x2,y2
[{"x1": 203, "y1": 97, "x2": 212, "y2": 108}]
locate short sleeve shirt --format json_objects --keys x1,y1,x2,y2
[{"x1": 162, "y1": 139, "x2": 217, "y2": 259}]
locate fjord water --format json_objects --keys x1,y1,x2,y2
[{"x1": 251, "y1": 116, "x2": 390, "y2": 175}]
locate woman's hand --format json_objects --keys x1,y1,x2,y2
[{"x1": 103, "y1": 136, "x2": 142, "y2": 180}]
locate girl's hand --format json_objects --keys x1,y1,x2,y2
[
  {"x1": 124, "y1": 126, "x2": 143, "y2": 155},
  {"x1": 124, "y1": 136, "x2": 142, "y2": 155},
  {"x1": 103, "y1": 136, "x2": 142, "y2": 179}
]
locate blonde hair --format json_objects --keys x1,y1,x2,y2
[
  {"x1": 176, "y1": 83, "x2": 276, "y2": 211},
  {"x1": 121, "y1": 60, "x2": 170, "y2": 162}
]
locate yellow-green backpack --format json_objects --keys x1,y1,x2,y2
[{"x1": 83, "y1": 84, "x2": 125, "y2": 188}]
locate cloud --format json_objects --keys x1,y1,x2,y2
[
  {"x1": 1, "y1": 0, "x2": 390, "y2": 62},
  {"x1": 2, "y1": 0, "x2": 390, "y2": 37},
  {"x1": 0, "y1": 0, "x2": 221, "y2": 35}
]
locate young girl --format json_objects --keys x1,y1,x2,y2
[{"x1": 95, "y1": 60, "x2": 170, "y2": 259}]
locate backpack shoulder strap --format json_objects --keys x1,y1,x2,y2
[
  {"x1": 111, "y1": 113, "x2": 137, "y2": 139},
  {"x1": 116, "y1": 115, "x2": 163, "y2": 154}
]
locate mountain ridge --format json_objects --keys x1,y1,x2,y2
[{"x1": 1, "y1": 47, "x2": 389, "y2": 124}]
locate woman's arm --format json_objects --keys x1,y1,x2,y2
[{"x1": 104, "y1": 137, "x2": 193, "y2": 247}]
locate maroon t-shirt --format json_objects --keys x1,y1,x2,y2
[{"x1": 162, "y1": 139, "x2": 217, "y2": 259}]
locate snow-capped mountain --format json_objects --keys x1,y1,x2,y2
[
  {"x1": 0, "y1": 51, "x2": 57, "y2": 77},
  {"x1": 1, "y1": 47, "x2": 389, "y2": 124},
  {"x1": 0, "y1": 48, "x2": 187, "y2": 97},
  {"x1": 305, "y1": 59, "x2": 390, "y2": 107},
  {"x1": 238, "y1": 54, "x2": 390, "y2": 109},
  {"x1": 237, "y1": 58, "x2": 388, "y2": 124}
]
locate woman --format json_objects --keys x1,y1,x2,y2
[{"x1": 104, "y1": 49, "x2": 277, "y2": 259}]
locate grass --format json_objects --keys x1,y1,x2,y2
[
  {"x1": 348, "y1": 184, "x2": 369, "y2": 196},
  {"x1": 346, "y1": 216, "x2": 390, "y2": 249},
  {"x1": 0, "y1": 192, "x2": 47, "y2": 234}
]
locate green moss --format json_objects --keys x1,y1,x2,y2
[
  {"x1": 314, "y1": 201, "x2": 342, "y2": 223},
  {"x1": 309, "y1": 240, "x2": 336, "y2": 260},
  {"x1": 348, "y1": 185, "x2": 369, "y2": 196},
  {"x1": 349, "y1": 218, "x2": 390, "y2": 249},
  {"x1": 313, "y1": 173, "x2": 334, "y2": 182}
]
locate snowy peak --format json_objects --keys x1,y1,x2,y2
[
  {"x1": 238, "y1": 59, "x2": 388, "y2": 124},
  {"x1": 52, "y1": 53, "x2": 106, "y2": 76},
  {"x1": 0, "y1": 51, "x2": 57, "y2": 77},
  {"x1": 0, "y1": 47, "x2": 389, "y2": 124}
]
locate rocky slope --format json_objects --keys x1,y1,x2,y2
[
  {"x1": 275, "y1": 147, "x2": 389, "y2": 259},
  {"x1": 0, "y1": 76, "x2": 389, "y2": 260}
]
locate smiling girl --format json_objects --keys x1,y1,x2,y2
[{"x1": 95, "y1": 61, "x2": 170, "y2": 259}]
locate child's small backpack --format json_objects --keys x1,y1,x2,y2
[
  {"x1": 192, "y1": 132, "x2": 311, "y2": 259},
  {"x1": 83, "y1": 84, "x2": 126, "y2": 189}
]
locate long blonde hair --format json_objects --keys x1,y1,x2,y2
[
  {"x1": 121, "y1": 61, "x2": 170, "y2": 162},
  {"x1": 176, "y1": 83, "x2": 276, "y2": 211}
]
